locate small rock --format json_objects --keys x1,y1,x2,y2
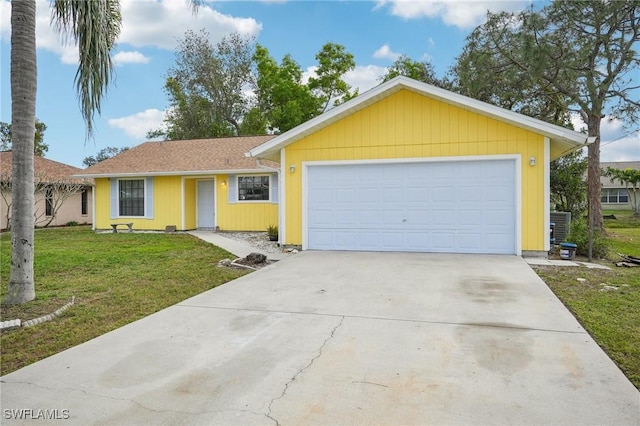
[
  {"x1": 599, "y1": 284, "x2": 619, "y2": 291},
  {"x1": 577, "y1": 278, "x2": 587, "y2": 283},
  {"x1": 218, "y1": 258, "x2": 232, "y2": 267},
  {"x1": 291, "y1": 249, "x2": 299, "y2": 254},
  {"x1": 246, "y1": 252, "x2": 267, "y2": 264},
  {"x1": 1, "y1": 319, "x2": 21, "y2": 331}
]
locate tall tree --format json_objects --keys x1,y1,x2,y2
[
  {"x1": 151, "y1": 31, "x2": 256, "y2": 139},
  {"x1": 9, "y1": 1, "x2": 199, "y2": 305},
  {"x1": 1, "y1": 119, "x2": 49, "y2": 156},
  {"x1": 82, "y1": 146, "x2": 129, "y2": 167},
  {"x1": 380, "y1": 55, "x2": 440, "y2": 86},
  {"x1": 7, "y1": 0, "x2": 122, "y2": 305},
  {"x1": 456, "y1": 2, "x2": 640, "y2": 231},
  {"x1": 308, "y1": 42, "x2": 357, "y2": 112},
  {"x1": 550, "y1": 150, "x2": 588, "y2": 219},
  {"x1": 254, "y1": 44, "x2": 321, "y2": 133},
  {"x1": 8, "y1": 0, "x2": 39, "y2": 304}
]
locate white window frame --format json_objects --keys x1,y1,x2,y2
[{"x1": 236, "y1": 174, "x2": 270, "y2": 203}]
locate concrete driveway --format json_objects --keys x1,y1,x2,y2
[{"x1": 1, "y1": 252, "x2": 638, "y2": 425}]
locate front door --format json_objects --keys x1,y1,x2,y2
[{"x1": 197, "y1": 180, "x2": 215, "y2": 229}]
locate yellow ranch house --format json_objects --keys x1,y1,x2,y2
[
  {"x1": 79, "y1": 77, "x2": 589, "y2": 257},
  {"x1": 78, "y1": 135, "x2": 279, "y2": 233}
]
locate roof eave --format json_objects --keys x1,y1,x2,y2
[{"x1": 74, "y1": 168, "x2": 273, "y2": 179}]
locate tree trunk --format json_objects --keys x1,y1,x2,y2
[
  {"x1": 7, "y1": 0, "x2": 37, "y2": 305},
  {"x1": 586, "y1": 114, "x2": 604, "y2": 233}
]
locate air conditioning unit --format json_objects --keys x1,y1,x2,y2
[{"x1": 550, "y1": 211, "x2": 572, "y2": 244}]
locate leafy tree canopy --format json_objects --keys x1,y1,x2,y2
[
  {"x1": 83, "y1": 146, "x2": 129, "y2": 167},
  {"x1": 307, "y1": 42, "x2": 358, "y2": 112},
  {"x1": 381, "y1": 55, "x2": 440, "y2": 86},
  {"x1": 0, "y1": 119, "x2": 49, "y2": 157},
  {"x1": 450, "y1": 1, "x2": 640, "y2": 231}
]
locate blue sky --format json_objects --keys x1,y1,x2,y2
[{"x1": 1, "y1": 0, "x2": 638, "y2": 169}]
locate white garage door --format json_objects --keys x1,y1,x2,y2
[{"x1": 306, "y1": 159, "x2": 517, "y2": 254}]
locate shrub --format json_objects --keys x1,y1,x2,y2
[
  {"x1": 66, "y1": 221, "x2": 79, "y2": 227},
  {"x1": 565, "y1": 219, "x2": 609, "y2": 258}
]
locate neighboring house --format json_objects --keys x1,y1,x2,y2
[
  {"x1": 600, "y1": 161, "x2": 640, "y2": 210},
  {"x1": 80, "y1": 77, "x2": 589, "y2": 256},
  {"x1": 248, "y1": 77, "x2": 587, "y2": 256},
  {"x1": 76, "y1": 136, "x2": 279, "y2": 232},
  {"x1": 0, "y1": 151, "x2": 93, "y2": 230}
]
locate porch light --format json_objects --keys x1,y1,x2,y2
[
  {"x1": 529, "y1": 156, "x2": 536, "y2": 166},
  {"x1": 289, "y1": 165, "x2": 296, "y2": 173}
]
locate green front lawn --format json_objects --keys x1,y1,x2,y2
[
  {"x1": 0, "y1": 227, "x2": 248, "y2": 376},
  {"x1": 533, "y1": 210, "x2": 640, "y2": 389}
]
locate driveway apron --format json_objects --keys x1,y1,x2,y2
[{"x1": 1, "y1": 251, "x2": 638, "y2": 425}]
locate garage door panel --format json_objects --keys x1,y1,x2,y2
[
  {"x1": 381, "y1": 232, "x2": 404, "y2": 248},
  {"x1": 309, "y1": 210, "x2": 333, "y2": 226},
  {"x1": 307, "y1": 160, "x2": 516, "y2": 254},
  {"x1": 359, "y1": 210, "x2": 380, "y2": 225},
  {"x1": 356, "y1": 188, "x2": 376, "y2": 202},
  {"x1": 335, "y1": 210, "x2": 356, "y2": 225}
]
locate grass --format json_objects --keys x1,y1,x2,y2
[
  {"x1": 533, "y1": 209, "x2": 640, "y2": 389},
  {"x1": 0, "y1": 227, "x2": 248, "y2": 376}
]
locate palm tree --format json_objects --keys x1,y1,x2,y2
[
  {"x1": 7, "y1": 1, "x2": 200, "y2": 305},
  {"x1": 7, "y1": 1, "x2": 40, "y2": 304}
]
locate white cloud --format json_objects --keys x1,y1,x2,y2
[
  {"x1": 119, "y1": 0, "x2": 262, "y2": 50},
  {"x1": 377, "y1": 0, "x2": 530, "y2": 29},
  {"x1": 600, "y1": 118, "x2": 640, "y2": 162},
  {"x1": 302, "y1": 64, "x2": 386, "y2": 95},
  {"x1": 0, "y1": 1, "x2": 10, "y2": 42},
  {"x1": 108, "y1": 108, "x2": 166, "y2": 139},
  {"x1": 373, "y1": 44, "x2": 401, "y2": 61},
  {"x1": 4, "y1": 0, "x2": 262, "y2": 65},
  {"x1": 570, "y1": 113, "x2": 639, "y2": 162},
  {"x1": 345, "y1": 65, "x2": 387, "y2": 93},
  {"x1": 301, "y1": 66, "x2": 317, "y2": 85},
  {"x1": 113, "y1": 51, "x2": 150, "y2": 66}
]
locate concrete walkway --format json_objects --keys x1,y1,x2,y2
[
  {"x1": 188, "y1": 230, "x2": 289, "y2": 261},
  {"x1": 1, "y1": 252, "x2": 638, "y2": 425}
]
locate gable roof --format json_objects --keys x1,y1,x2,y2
[
  {"x1": 0, "y1": 151, "x2": 90, "y2": 185},
  {"x1": 76, "y1": 135, "x2": 278, "y2": 178},
  {"x1": 248, "y1": 76, "x2": 590, "y2": 161}
]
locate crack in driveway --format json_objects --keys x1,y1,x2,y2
[{"x1": 266, "y1": 315, "x2": 345, "y2": 426}]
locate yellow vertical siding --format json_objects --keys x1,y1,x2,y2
[
  {"x1": 96, "y1": 174, "x2": 278, "y2": 232},
  {"x1": 94, "y1": 178, "x2": 111, "y2": 229},
  {"x1": 184, "y1": 178, "x2": 196, "y2": 229},
  {"x1": 216, "y1": 174, "x2": 279, "y2": 231},
  {"x1": 283, "y1": 89, "x2": 546, "y2": 251}
]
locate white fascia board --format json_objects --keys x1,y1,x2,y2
[
  {"x1": 73, "y1": 169, "x2": 270, "y2": 179},
  {"x1": 248, "y1": 76, "x2": 588, "y2": 159}
]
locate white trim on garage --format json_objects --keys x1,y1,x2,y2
[
  {"x1": 279, "y1": 149, "x2": 286, "y2": 246},
  {"x1": 544, "y1": 137, "x2": 551, "y2": 252},
  {"x1": 302, "y1": 155, "x2": 522, "y2": 255}
]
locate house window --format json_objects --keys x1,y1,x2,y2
[
  {"x1": 238, "y1": 176, "x2": 269, "y2": 201},
  {"x1": 81, "y1": 189, "x2": 88, "y2": 216},
  {"x1": 119, "y1": 179, "x2": 144, "y2": 216},
  {"x1": 601, "y1": 188, "x2": 629, "y2": 204},
  {"x1": 45, "y1": 187, "x2": 53, "y2": 216}
]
